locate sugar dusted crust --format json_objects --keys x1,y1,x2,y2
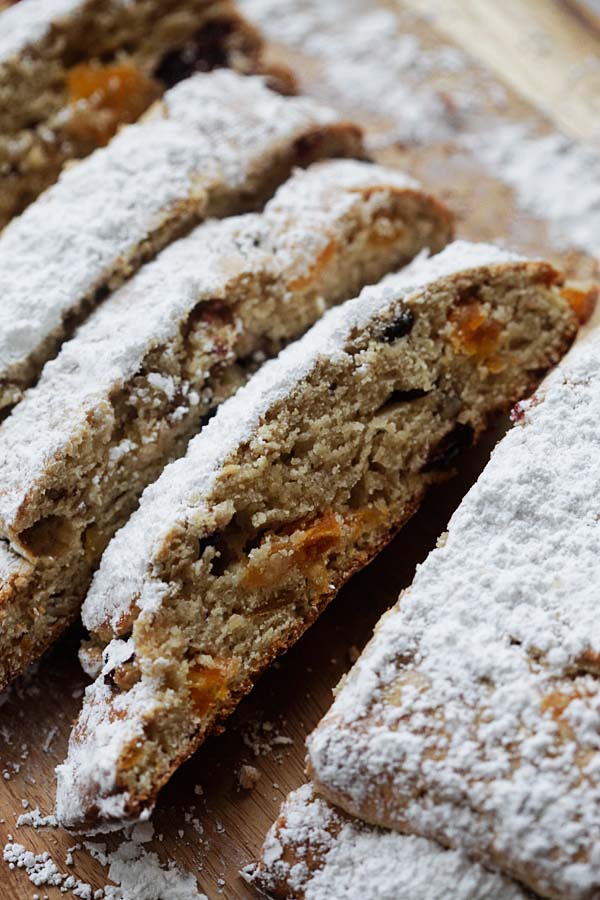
[
  {"x1": 55, "y1": 241, "x2": 578, "y2": 831},
  {"x1": 0, "y1": 69, "x2": 363, "y2": 417},
  {"x1": 247, "y1": 784, "x2": 531, "y2": 899},
  {"x1": 307, "y1": 293, "x2": 600, "y2": 900},
  {"x1": 0, "y1": 0, "x2": 274, "y2": 225}
]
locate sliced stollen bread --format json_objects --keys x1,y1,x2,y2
[
  {"x1": 0, "y1": 159, "x2": 451, "y2": 692},
  {"x1": 246, "y1": 784, "x2": 531, "y2": 900},
  {"x1": 305, "y1": 298, "x2": 600, "y2": 900},
  {"x1": 0, "y1": 69, "x2": 363, "y2": 416},
  {"x1": 55, "y1": 240, "x2": 580, "y2": 831},
  {"x1": 0, "y1": 0, "x2": 270, "y2": 226}
]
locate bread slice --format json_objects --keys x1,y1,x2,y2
[
  {"x1": 0, "y1": 159, "x2": 451, "y2": 693},
  {"x1": 305, "y1": 293, "x2": 600, "y2": 900},
  {"x1": 55, "y1": 241, "x2": 579, "y2": 831},
  {"x1": 0, "y1": 69, "x2": 363, "y2": 416},
  {"x1": 0, "y1": 0, "x2": 272, "y2": 226},
  {"x1": 246, "y1": 784, "x2": 531, "y2": 899}
]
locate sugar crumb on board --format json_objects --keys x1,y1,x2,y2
[{"x1": 4, "y1": 819, "x2": 209, "y2": 899}]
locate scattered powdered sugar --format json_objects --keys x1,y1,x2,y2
[
  {"x1": 3, "y1": 842, "x2": 65, "y2": 888},
  {"x1": 246, "y1": 784, "x2": 529, "y2": 899},
  {"x1": 102, "y1": 842, "x2": 206, "y2": 900},
  {"x1": 241, "y1": 0, "x2": 600, "y2": 264},
  {"x1": 16, "y1": 807, "x2": 58, "y2": 829},
  {"x1": 0, "y1": 0, "x2": 83, "y2": 60},
  {"x1": 308, "y1": 324, "x2": 600, "y2": 898},
  {"x1": 4, "y1": 820, "x2": 207, "y2": 899},
  {"x1": 466, "y1": 123, "x2": 600, "y2": 258},
  {"x1": 240, "y1": 0, "x2": 469, "y2": 143}
]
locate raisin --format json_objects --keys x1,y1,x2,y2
[
  {"x1": 423, "y1": 423, "x2": 474, "y2": 472},
  {"x1": 154, "y1": 21, "x2": 234, "y2": 87},
  {"x1": 380, "y1": 309, "x2": 415, "y2": 343}
]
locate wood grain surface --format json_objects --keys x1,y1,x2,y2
[{"x1": 2, "y1": 2, "x2": 600, "y2": 898}]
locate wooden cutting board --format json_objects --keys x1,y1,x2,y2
[{"x1": 2, "y1": 2, "x2": 600, "y2": 898}]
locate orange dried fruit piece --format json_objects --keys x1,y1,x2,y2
[
  {"x1": 448, "y1": 302, "x2": 504, "y2": 373},
  {"x1": 288, "y1": 240, "x2": 337, "y2": 291},
  {"x1": 119, "y1": 739, "x2": 145, "y2": 773},
  {"x1": 244, "y1": 512, "x2": 342, "y2": 590},
  {"x1": 561, "y1": 283, "x2": 598, "y2": 324},
  {"x1": 540, "y1": 684, "x2": 593, "y2": 723},
  {"x1": 66, "y1": 62, "x2": 160, "y2": 146},
  {"x1": 541, "y1": 689, "x2": 577, "y2": 719},
  {"x1": 188, "y1": 657, "x2": 236, "y2": 717}
]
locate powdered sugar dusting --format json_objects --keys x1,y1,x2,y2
[
  {"x1": 241, "y1": 0, "x2": 600, "y2": 265},
  {"x1": 247, "y1": 784, "x2": 529, "y2": 899},
  {"x1": 308, "y1": 324, "x2": 600, "y2": 898},
  {"x1": 466, "y1": 123, "x2": 600, "y2": 258},
  {"x1": 240, "y1": 0, "x2": 469, "y2": 144},
  {"x1": 16, "y1": 807, "x2": 58, "y2": 829},
  {"x1": 103, "y1": 841, "x2": 206, "y2": 900},
  {"x1": 3, "y1": 833, "x2": 207, "y2": 899},
  {"x1": 0, "y1": 0, "x2": 83, "y2": 60}
]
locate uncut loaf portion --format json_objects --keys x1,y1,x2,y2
[
  {"x1": 0, "y1": 68, "x2": 363, "y2": 417},
  {"x1": 305, "y1": 291, "x2": 600, "y2": 899},
  {"x1": 246, "y1": 784, "x2": 532, "y2": 900},
  {"x1": 0, "y1": 158, "x2": 452, "y2": 692},
  {"x1": 0, "y1": 0, "x2": 271, "y2": 226},
  {"x1": 56, "y1": 240, "x2": 580, "y2": 831}
]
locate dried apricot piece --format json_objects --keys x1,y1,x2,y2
[
  {"x1": 288, "y1": 240, "x2": 337, "y2": 291},
  {"x1": 561, "y1": 284, "x2": 598, "y2": 324},
  {"x1": 448, "y1": 302, "x2": 504, "y2": 372},
  {"x1": 188, "y1": 657, "x2": 236, "y2": 717},
  {"x1": 66, "y1": 62, "x2": 160, "y2": 146},
  {"x1": 244, "y1": 512, "x2": 342, "y2": 590}
]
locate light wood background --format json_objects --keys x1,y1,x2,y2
[{"x1": 2, "y1": 2, "x2": 600, "y2": 898}]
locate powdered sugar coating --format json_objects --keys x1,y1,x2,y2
[
  {"x1": 466, "y1": 124, "x2": 600, "y2": 258},
  {"x1": 82, "y1": 240, "x2": 523, "y2": 637},
  {"x1": 0, "y1": 70, "x2": 347, "y2": 407},
  {"x1": 247, "y1": 784, "x2": 530, "y2": 899},
  {"x1": 0, "y1": 0, "x2": 84, "y2": 60},
  {"x1": 0, "y1": 158, "x2": 418, "y2": 533},
  {"x1": 308, "y1": 325, "x2": 600, "y2": 899}
]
